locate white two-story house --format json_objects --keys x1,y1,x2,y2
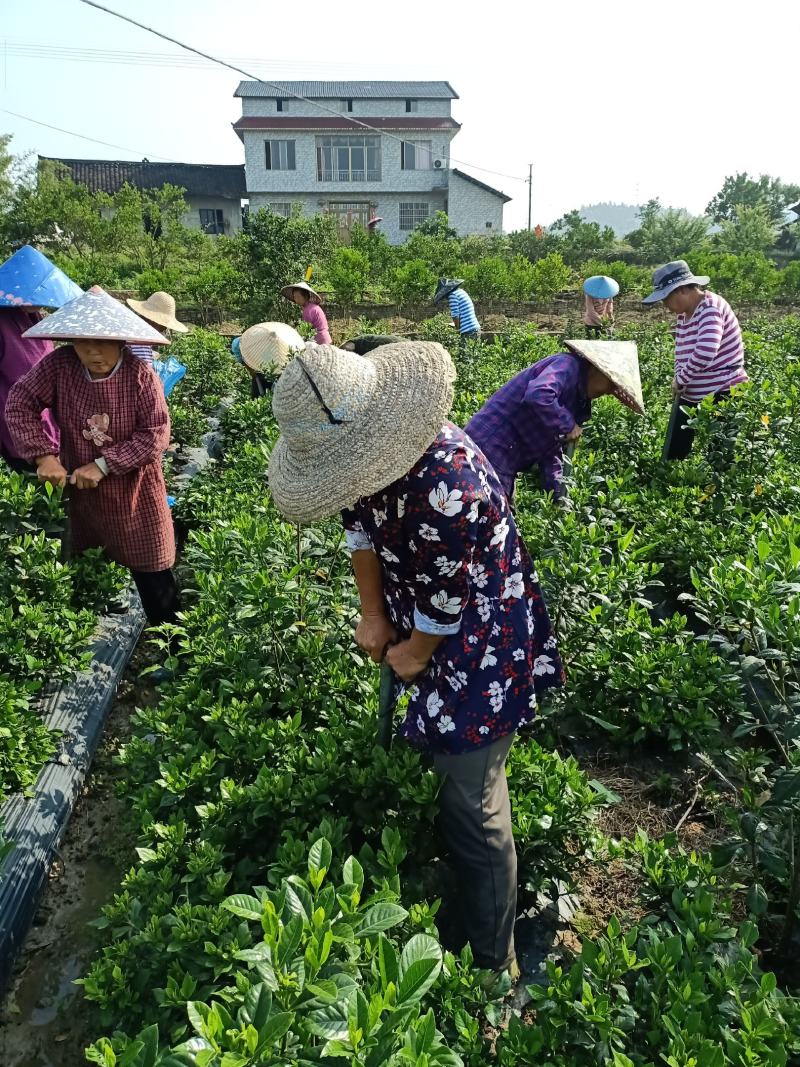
[{"x1": 233, "y1": 81, "x2": 510, "y2": 244}]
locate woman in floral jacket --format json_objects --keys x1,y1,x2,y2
[{"x1": 268, "y1": 340, "x2": 563, "y2": 977}]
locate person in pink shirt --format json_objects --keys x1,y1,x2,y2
[
  {"x1": 280, "y1": 281, "x2": 332, "y2": 345},
  {"x1": 583, "y1": 275, "x2": 619, "y2": 339}
]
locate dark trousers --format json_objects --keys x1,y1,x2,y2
[
  {"x1": 131, "y1": 568, "x2": 180, "y2": 627},
  {"x1": 433, "y1": 733, "x2": 517, "y2": 970},
  {"x1": 665, "y1": 390, "x2": 729, "y2": 461}
]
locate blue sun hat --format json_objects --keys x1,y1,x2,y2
[
  {"x1": 231, "y1": 336, "x2": 242, "y2": 362},
  {"x1": 583, "y1": 275, "x2": 620, "y2": 299},
  {"x1": 0, "y1": 246, "x2": 83, "y2": 309}
]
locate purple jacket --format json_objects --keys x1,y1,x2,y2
[
  {"x1": 0, "y1": 309, "x2": 59, "y2": 461},
  {"x1": 465, "y1": 354, "x2": 590, "y2": 498}
]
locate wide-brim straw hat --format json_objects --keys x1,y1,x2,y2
[
  {"x1": 22, "y1": 285, "x2": 168, "y2": 345},
  {"x1": 583, "y1": 275, "x2": 620, "y2": 299},
  {"x1": 268, "y1": 341, "x2": 456, "y2": 523},
  {"x1": 367, "y1": 216, "x2": 383, "y2": 227},
  {"x1": 239, "y1": 321, "x2": 305, "y2": 375},
  {"x1": 0, "y1": 245, "x2": 83, "y2": 309},
  {"x1": 642, "y1": 260, "x2": 710, "y2": 304},
  {"x1": 433, "y1": 278, "x2": 464, "y2": 303},
  {"x1": 564, "y1": 339, "x2": 645, "y2": 415},
  {"x1": 126, "y1": 291, "x2": 188, "y2": 332},
  {"x1": 280, "y1": 281, "x2": 321, "y2": 304}
]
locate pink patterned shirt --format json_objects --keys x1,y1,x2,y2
[{"x1": 674, "y1": 291, "x2": 747, "y2": 402}]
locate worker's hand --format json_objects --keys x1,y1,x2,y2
[
  {"x1": 36, "y1": 455, "x2": 69, "y2": 488},
  {"x1": 355, "y1": 612, "x2": 398, "y2": 663},
  {"x1": 70, "y1": 462, "x2": 106, "y2": 490},
  {"x1": 672, "y1": 378, "x2": 682, "y2": 397},
  {"x1": 385, "y1": 640, "x2": 430, "y2": 682},
  {"x1": 565, "y1": 424, "x2": 583, "y2": 443}
]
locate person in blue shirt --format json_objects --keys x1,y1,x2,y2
[{"x1": 434, "y1": 278, "x2": 481, "y2": 340}]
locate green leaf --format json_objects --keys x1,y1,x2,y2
[
  {"x1": 770, "y1": 769, "x2": 800, "y2": 805},
  {"x1": 352, "y1": 902, "x2": 409, "y2": 938},
  {"x1": 222, "y1": 894, "x2": 263, "y2": 921},
  {"x1": 342, "y1": 855, "x2": 364, "y2": 891},
  {"x1": 747, "y1": 882, "x2": 768, "y2": 916},
  {"x1": 309, "y1": 838, "x2": 333, "y2": 878},
  {"x1": 377, "y1": 935, "x2": 399, "y2": 990},
  {"x1": 137, "y1": 1025, "x2": 159, "y2": 1067},
  {"x1": 257, "y1": 1011, "x2": 294, "y2": 1049},
  {"x1": 306, "y1": 999, "x2": 350, "y2": 1040},
  {"x1": 241, "y1": 983, "x2": 272, "y2": 1032},
  {"x1": 397, "y1": 934, "x2": 442, "y2": 1004}
]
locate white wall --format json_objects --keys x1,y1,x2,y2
[
  {"x1": 243, "y1": 129, "x2": 455, "y2": 197},
  {"x1": 240, "y1": 96, "x2": 452, "y2": 119},
  {"x1": 447, "y1": 173, "x2": 506, "y2": 236},
  {"x1": 248, "y1": 191, "x2": 448, "y2": 245}
]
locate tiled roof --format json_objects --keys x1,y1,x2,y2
[
  {"x1": 234, "y1": 80, "x2": 458, "y2": 100},
  {"x1": 451, "y1": 168, "x2": 512, "y2": 204},
  {"x1": 232, "y1": 116, "x2": 460, "y2": 140},
  {"x1": 39, "y1": 158, "x2": 247, "y2": 199}
]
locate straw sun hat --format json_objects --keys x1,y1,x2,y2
[
  {"x1": 268, "y1": 341, "x2": 456, "y2": 523},
  {"x1": 126, "y1": 291, "x2": 188, "y2": 332},
  {"x1": 280, "y1": 281, "x2": 322, "y2": 304},
  {"x1": 564, "y1": 338, "x2": 645, "y2": 414},
  {"x1": 239, "y1": 321, "x2": 304, "y2": 375}
]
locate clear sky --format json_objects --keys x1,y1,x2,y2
[{"x1": 1, "y1": 0, "x2": 797, "y2": 232}]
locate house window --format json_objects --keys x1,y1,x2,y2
[
  {"x1": 199, "y1": 208, "x2": 225, "y2": 235},
  {"x1": 276, "y1": 99, "x2": 288, "y2": 112},
  {"x1": 401, "y1": 140, "x2": 433, "y2": 170},
  {"x1": 485, "y1": 221, "x2": 493, "y2": 229},
  {"x1": 338, "y1": 98, "x2": 354, "y2": 112},
  {"x1": 399, "y1": 202, "x2": 430, "y2": 231},
  {"x1": 316, "y1": 136, "x2": 381, "y2": 182},
  {"x1": 265, "y1": 140, "x2": 296, "y2": 170},
  {"x1": 269, "y1": 203, "x2": 293, "y2": 218},
  {"x1": 405, "y1": 99, "x2": 418, "y2": 113}
]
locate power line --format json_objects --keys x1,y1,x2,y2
[
  {"x1": 77, "y1": 1, "x2": 527, "y2": 187},
  {"x1": 1, "y1": 107, "x2": 182, "y2": 161}
]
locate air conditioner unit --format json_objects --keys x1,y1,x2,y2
[{"x1": 433, "y1": 159, "x2": 444, "y2": 170}]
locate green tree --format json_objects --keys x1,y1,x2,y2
[
  {"x1": 327, "y1": 246, "x2": 370, "y2": 306},
  {"x1": 231, "y1": 207, "x2": 338, "y2": 324},
  {"x1": 626, "y1": 199, "x2": 709, "y2": 264},
  {"x1": 0, "y1": 134, "x2": 15, "y2": 212},
  {"x1": 716, "y1": 204, "x2": 777, "y2": 255},
  {"x1": 530, "y1": 252, "x2": 573, "y2": 300},
  {"x1": 414, "y1": 210, "x2": 457, "y2": 239},
  {"x1": 462, "y1": 256, "x2": 510, "y2": 301},
  {"x1": 706, "y1": 172, "x2": 800, "y2": 226},
  {"x1": 692, "y1": 251, "x2": 779, "y2": 304},
  {"x1": 388, "y1": 259, "x2": 436, "y2": 306},
  {"x1": 548, "y1": 210, "x2": 617, "y2": 264}
]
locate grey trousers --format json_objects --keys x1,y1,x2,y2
[{"x1": 433, "y1": 732, "x2": 517, "y2": 969}]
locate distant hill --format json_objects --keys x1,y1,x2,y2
[{"x1": 578, "y1": 202, "x2": 644, "y2": 238}]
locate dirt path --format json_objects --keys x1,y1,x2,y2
[{"x1": 0, "y1": 643, "x2": 159, "y2": 1067}]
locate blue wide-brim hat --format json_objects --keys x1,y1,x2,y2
[
  {"x1": 0, "y1": 246, "x2": 83, "y2": 309},
  {"x1": 643, "y1": 260, "x2": 709, "y2": 304},
  {"x1": 583, "y1": 275, "x2": 620, "y2": 299}
]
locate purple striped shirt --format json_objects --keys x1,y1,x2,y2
[{"x1": 674, "y1": 291, "x2": 747, "y2": 402}]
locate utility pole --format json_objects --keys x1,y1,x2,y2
[{"x1": 527, "y1": 164, "x2": 533, "y2": 230}]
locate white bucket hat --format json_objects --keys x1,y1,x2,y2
[
  {"x1": 268, "y1": 341, "x2": 456, "y2": 523},
  {"x1": 22, "y1": 285, "x2": 168, "y2": 345},
  {"x1": 239, "y1": 321, "x2": 304, "y2": 375},
  {"x1": 126, "y1": 291, "x2": 189, "y2": 332},
  {"x1": 564, "y1": 339, "x2": 645, "y2": 415}
]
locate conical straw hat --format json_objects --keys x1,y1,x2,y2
[
  {"x1": 280, "y1": 281, "x2": 322, "y2": 304},
  {"x1": 239, "y1": 321, "x2": 304, "y2": 375},
  {"x1": 126, "y1": 291, "x2": 188, "y2": 332},
  {"x1": 564, "y1": 339, "x2": 644, "y2": 414},
  {"x1": 0, "y1": 245, "x2": 83, "y2": 308},
  {"x1": 268, "y1": 341, "x2": 456, "y2": 523},
  {"x1": 22, "y1": 286, "x2": 168, "y2": 345}
]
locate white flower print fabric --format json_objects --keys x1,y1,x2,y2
[{"x1": 341, "y1": 423, "x2": 563, "y2": 754}]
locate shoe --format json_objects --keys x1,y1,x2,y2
[
  {"x1": 479, "y1": 958, "x2": 519, "y2": 997},
  {"x1": 141, "y1": 665, "x2": 175, "y2": 686}
]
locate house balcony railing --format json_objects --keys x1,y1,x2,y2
[{"x1": 317, "y1": 169, "x2": 382, "y2": 183}]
